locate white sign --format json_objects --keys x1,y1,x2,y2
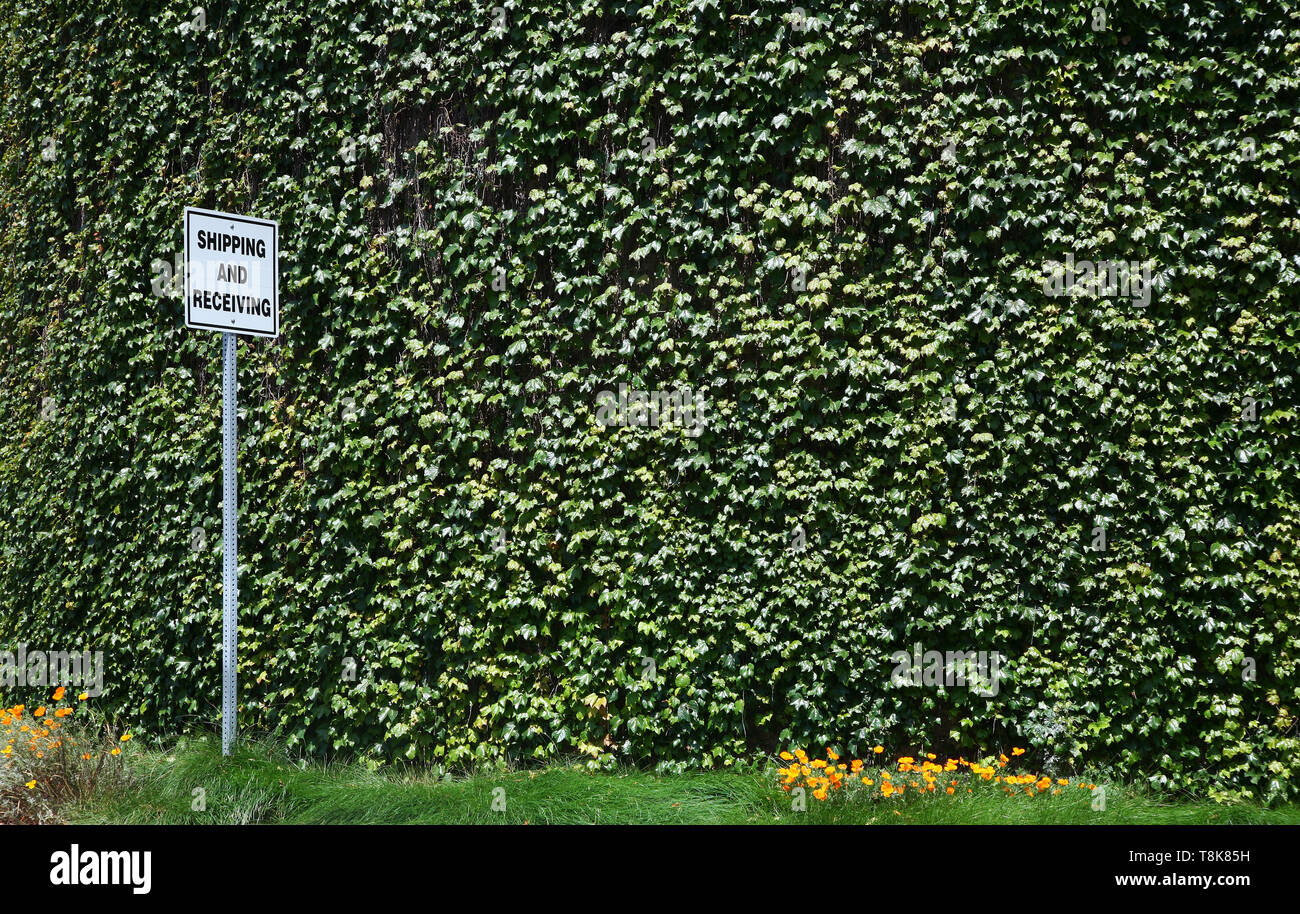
[{"x1": 184, "y1": 207, "x2": 279, "y2": 338}]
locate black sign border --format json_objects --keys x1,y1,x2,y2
[{"x1": 183, "y1": 207, "x2": 279, "y2": 339}]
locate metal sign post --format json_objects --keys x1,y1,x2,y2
[
  {"x1": 183, "y1": 206, "x2": 278, "y2": 757},
  {"x1": 221, "y1": 331, "x2": 238, "y2": 756}
]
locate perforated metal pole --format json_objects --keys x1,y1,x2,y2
[{"x1": 221, "y1": 332, "x2": 238, "y2": 756}]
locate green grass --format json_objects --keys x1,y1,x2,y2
[{"x1": 67, "y1": 737, "x2": 1300, "y2": 825}]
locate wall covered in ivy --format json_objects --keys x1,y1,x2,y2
[{"x1": 1, "y1": 0, "x2": 1297, "y2": 800}]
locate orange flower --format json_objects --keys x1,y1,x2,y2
[
  {"x1": 872, "y1": 746, "x2": 884, "y2": 754},
  {"x1": 33, "y1": 706, "x2": 45, "y2": 717},
  {"x1": 1011, "y1": 747, "x2": 1025, "y2": 756},
  {"x1": 52, "y1": 686, "x2": 66, "y2": 701}
]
